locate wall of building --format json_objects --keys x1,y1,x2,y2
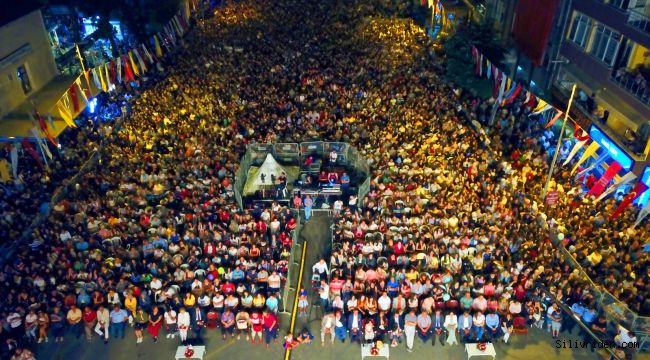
[
  {"x1": 0, "y1": 10, "x2": 57, "y2": 118},
  {"x1": 573, "y1": 0, "x2": 650, "y2": 49}
]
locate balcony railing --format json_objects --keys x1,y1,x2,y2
[
  {"x1": 626, "y1": 7, "x2": 650, "y2": 34},
  {"x1": 611, "y1": 69, "x2": 650, "y2": 106}
]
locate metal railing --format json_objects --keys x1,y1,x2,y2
[
  {"x1": 627, "y1": 7, "x2": 650, "y2": 34},
  {"x1": 281, "y1": 210, "x2": 302, "y2": 315},
  {"x1": 610, "y1": 71, "x2": 650, "y2": 106},
  {"x1": 550, "y1": 232, "x2": 650, "y2": 351}
]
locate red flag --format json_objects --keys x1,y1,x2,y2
[
  {"x1": 502, "y1": 84, "x2": 522, "y2": 105},
  {"x1": 544, "y1": 111, "x2": 564, "y2": 129},
  {"x1": 109, "y1": 60, "x2": 117, "y2": 83},
  {"x1": 587, "y1": 161, "x2": 622, "y2": 198},
  {"x1": 609, "y1": 181, "x2": 648, "y2": 220},
  {"x1": 35, "y1": 110, "x2": 58, "y2": 147},
  {"x1": 21, "y1": 139, "x2": 43, "y2": 170},
  {"x1": 123, "y1": 55, "x2": 135, "y2": 82},
  {"x1": 69, "y1": 84, "x2": 80, "y2": 113},
  {"x1": 492, "y1": 73, "x2": 502, "y2": 99}
]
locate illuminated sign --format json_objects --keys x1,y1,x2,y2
[
  {"x1": 589, "y1": 126, "x2": 634, "y2": 171},
  {"x1": 634, "y1": 167, "x2": 650, "y2": 206}
]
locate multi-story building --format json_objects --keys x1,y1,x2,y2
[
  {"x1": 554, "y1": 0, "x2": 650, "y2": 163},
  {"x1": 0, "y1": 6, "x2": 58, "y2": 120},
  {"x1": 483, "y1": 0, "x2": 650, "y2": 171}
]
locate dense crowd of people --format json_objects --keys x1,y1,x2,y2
[{"x1": 0, "y1": 0, "x2": 647, "y2": 359}]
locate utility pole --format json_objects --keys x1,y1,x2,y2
[{"x1": 541, "y1": 84, "x2": 576, "y2": 200}]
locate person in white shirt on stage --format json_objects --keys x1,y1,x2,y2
[
  {"x1": 177, "y1": 307, "x2": 191, "y2": 345},
  {"x1": 164, "y1": 307, "x2": 177, "y2": 339},
  {"x1": 313, "y1": 258, "x2": 329, "y2": 281},
  {"x1": 444, "y1": 311, "x2": 459, "y2": 346}
]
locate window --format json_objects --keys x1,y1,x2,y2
[
  {"x1": 608, "y1": 0, "x2": 629, "y2": 9},
  {"x1": 568, "y1": 12, "x2": 592, "y2": 49},
  {"x1": 16, "y1": 65, "x2": 31, "y2": 94},
  {"x1": 590, "y1": 24, "x2": 621, "y2": 66}
]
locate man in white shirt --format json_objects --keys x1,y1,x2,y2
[
  {"x1": 378, "y1": 292, "x2": 392, "y2": 312},
  {"x1": 472, "y1": 311, "x2": 486, "y2": 342},
  {"x1": 458, "y1": 311, "x2": 472, "y2": 343},
  {"x1": 164, "y1": 307, "x2": 177, "y2": 339},
  {"x1": 334, "y1": 199, "x2": 343, "y2": 214},
  {"x1": 329, "y1": 150, "x2": 338, "y2": 164},
  {"x1": 94, "y1": 305, "x2": 110, "y2": 343},
  {"x1": 319, "y1": 280, "x2": 330, "y2": 311},
  {"x1": 177, "y1": 307, "x2": 191, "y2": 345},
  {"x1": 321, "y1": 312, "x2": 335, "y2": 345},
  {"x1": 313, "y1": 258, "x2": 329, "y2": 280},
  {"x1": 404, "y1": 309, "x2": 418, "y2": 352}
]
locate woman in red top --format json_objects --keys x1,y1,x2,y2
[
  {"x1": 148, "y1": 306, "x2": 163, "y2": 342},
  {"x1": 262, "y1": 310, "x2": 278, "y2": 350},
  {"x1": 250, "y1": 311, "x2": 263, "y2": 345}
]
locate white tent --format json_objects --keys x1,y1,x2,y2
[{"x1": 249, "y1": 153, "x2": 287, "y2": 189}]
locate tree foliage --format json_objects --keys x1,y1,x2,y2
[
  {"x1": 49, "y1": 0, "x2": 181, "y2": 55},
  {"x1": 442, "y1": 20, "x2": 505, "y2": 92}
]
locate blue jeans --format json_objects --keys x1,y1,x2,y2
[
  {"x1": 111, "y1": 322, "x2": 126, "y2": 338},
  {"x1": 473, "y1": 325, "x2": 484, "y2": 341},
  {"x1": 320, "y1": 298, "x2": 329, "y2": 312},
  {"x1": 264, "y1": 328, "x2": 277, "y2": 345},
  {"x1": 335, "y1": 326, "x2": 347, "y2": 341},
  {"x1": 350, "y1": 329, "x2": 361, "y2": 342}
]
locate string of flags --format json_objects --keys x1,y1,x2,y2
[
  {"x1": 0, "y1": 0, "x2": 200, "y2": 184},
  {"x1": 470, "y1": 46, "x2": 649, "y2": 220},
  {"x1": 52, "y1": 1, "x2": 196, "y2": 130}
]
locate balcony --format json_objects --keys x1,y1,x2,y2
[
  {"x1": 611, "y1": 67, "x2": 650, "y2": 106},
  {"x1": 626, "y1": 7, "x2": 650, "y2": 34}
]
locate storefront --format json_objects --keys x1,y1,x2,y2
[{"x1": 589, "y1": 125, "x2": 634, "y2": 172}]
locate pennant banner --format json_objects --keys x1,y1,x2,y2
[
  {"x1": 595, "y1": 172, "x2": 638, "y2": 203},
  {"x1": 571, "y1": 141, "x2": 600, "y2": 175},
  {"x1": 21, "y1": 139, "x2": 43, "y2": 170},
  {"x1": 154, "y1": 34, "x2": 164, "y2": 57},
  {"x1": 635, "y1": 199, "x2": 650, "y2": 227},
  {"x1": 609, "y1": 181, "x2": 648, "y2": 220},
  {"x1": 545, "y1": 111, "x2": 564, "y2": 129},
  {"x1": 587, "y1": 161, "x2": 622, "y2": 198},
  {"x1": 10, "y1": 145, "x2": 18, "y2": 179},
  {"x1": 69, "y1": 83, "x2": 80, "y2": 113},
  {"x1": 562, "y1": 139, "x2": 586, "y2": 166},
  {"x1": 128, "y1": 51, "x2": 140, "y2": 77}
]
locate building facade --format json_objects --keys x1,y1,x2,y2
[
  {"x1": 0, "y1": 9, "x2": 58, "y2": 119},
  {"x1": 484, "y1": 0, "x2": 650, "y2": 168},
  {"x1": 555, "y1": 0, "x2": 650, "y2": 158}
]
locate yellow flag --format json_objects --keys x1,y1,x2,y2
[
  {"x1": 571, "y1": 142, "x2": 600, "y2": 174},
  {"x1": 0, "y1": 159, "x2": 10, "y2": 183},
  {"x1": 154, "y1": 35, "x2": 163, "y2": 57},
  {"x1": 532, "y1": 99, "x2": 549, "y2": 113},
  {"x1": 98, "y1": 64, "x2": 107, "y2": 92},
  {"x1": 129, "y1": 51, "x2": 140, "y2": 76},
  {"x1": 57, "y1": 101, "x2": 76, "y2": 128}
]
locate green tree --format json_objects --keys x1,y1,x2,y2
[
  {"x1": 50, "y1": 0, "x2": 181, "y2": 56},
  {"x1": 443, "y1": 21, "x2": 505, "y2": 93}
]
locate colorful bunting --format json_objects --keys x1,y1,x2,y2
[{"x1": 587, "y1": 161, "x2": 622, "y2": 198}]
